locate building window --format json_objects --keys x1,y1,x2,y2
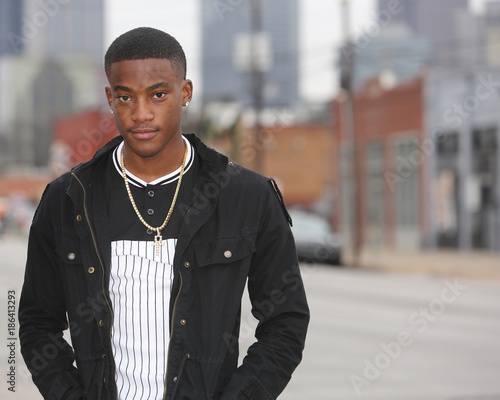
[
  {"x1": 394, "y1": 137, "x2": 420, "y2": 248},
  {"x1": 366, "y1": 141, "x2": 385, "y2": 247},
  {"x1": 437, "y1": 132, "x2": 459, "y2": 155},
  {"x1": 340, "y1": 145, "x2": 353, "y2": 248},
  {"x1": 436, "y1": 168, "x2": 458, "y2": 247},
  {"x1": 472, "y1": 127, "x2": 498, "y2": 249}
]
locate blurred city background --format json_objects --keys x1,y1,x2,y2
[
  {"x1": 1, "y1": 0, "x2": 500, "y2": 399},
  {"x1": 2, "y1": 0, "x2": 500, "y2": 264}
]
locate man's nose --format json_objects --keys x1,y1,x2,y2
[{"x1": 131, "y1": 99, "x2": 154, "y2": 122}]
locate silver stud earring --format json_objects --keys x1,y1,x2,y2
[
  {"x1": 109, "y1": 109, "x2": 114, "y2": 114},
  {"x1": 184, "y1": 102, "x2": 190, "y2": 107}
]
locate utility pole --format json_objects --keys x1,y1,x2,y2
[
  {"x1": 251, "y1": 0, "x2": 264, "y2": 173},
  {"x1": 340, "y1": 0, "x2": 361, "y2": 266},
  {"x1": 457, "y1": 72, "x2": 474, "y2": 250}
]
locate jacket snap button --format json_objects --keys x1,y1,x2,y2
[
  {"x1": 224, "y1": 250, "x2": 232, "y2": 258},
  {"x1": 184, "y1": 261, "x2": 190, "y2": 268},
  {"x1": 180, "y1": 319, "x2": 187, "y2": 325},
  {"x1": 76, "y1": 215, "x2": 82, "y2": 222},
  {"x1": 173, "y1": 376, "x2": 178, "y2": 383},
  {"x1": 67, "y1": 253, "x2": 76, "y2": 260},
  {"x1": 88, "y1": 267, "x2": 95, "y2": 274},
  {"x1": 99, "y1": 320, "x2": 104, "y2": 327}
]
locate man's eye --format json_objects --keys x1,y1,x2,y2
[
  {"x1": 153, "y1": 92, "x2": 166, "y2": 99},
  {"x1": 118, "y1": 95, "x2": 130, "y2": 102}
]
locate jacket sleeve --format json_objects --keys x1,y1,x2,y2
[
  {"x1": 221, "y1": 179, "x2": 310, "y2": 400},
  {"x1": 19, "y1": 184, "x2": 85, "y2": 400}
]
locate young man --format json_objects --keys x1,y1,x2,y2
[{"x1": 19, "y1": 27, "x2": 309, "y2": 400}]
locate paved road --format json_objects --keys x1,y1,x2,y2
[{"x1": 1, "y1": 236, "x2": 499, "y2": 400}]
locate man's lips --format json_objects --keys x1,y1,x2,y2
[{"x1": 130, "y1": 129, "x2": 158, "y2": 140}]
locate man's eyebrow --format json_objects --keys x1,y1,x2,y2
[
  {"x1": 147, "y1": 82, "x2": 170, "y2": 91},
  {"x1": 113, "y1": 85, "x2": 132, "y2": 92},
  {"x1": 112, "y1": 82, "x2": 169, "y2": 92}
]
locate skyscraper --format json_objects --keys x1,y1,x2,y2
[
  {"x1": 0, "y1": 0, "x2": 105, "y2": 171},
  {"x1": 0, "y1": 0, "x2": 23, "y2": 56},
  {"x1": 378, "y1": 0, "x2": 491, "y2": 70},
  {"x1": 377, "y1": 0, "x2": 468, "y2": 43},
  {"x1": 201, "y1": 0, "x2": 299, "y2": 108},
  {"x1": 344, "y1": 0, "x2": 472, "y2": 90},
  {"x1": 22, "y1": 0, "x2": 105, "y2": 64},
  {"x1": 482, "y1": 0, "x2": 500, "y2": 68}
]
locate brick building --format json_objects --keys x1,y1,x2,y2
[
  {"x1": 52, "y1": 109, "x2": 118, "y2": 174},
  {"x1": 334, "y1": 76, "x2": 426, "y2": 250},
  {"x1": 0, "y1": 109, "x2": 118, "y2": 205},
  {"x1": 210, "y1": 123, "x2": 336, "y2": 208}
]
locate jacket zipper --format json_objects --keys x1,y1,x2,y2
[
  {"x1": 72, "y1": 172, "x2": 118, "y2": 399},
  {"x1": 163, "y1": 270, "x2": 183, "y2": 400}
]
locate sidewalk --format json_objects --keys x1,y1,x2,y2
[{"x1": 343, "y1": 247, "x2": 500, "y2": 281}]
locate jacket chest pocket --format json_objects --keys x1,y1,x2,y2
[
  {"x1": 195, "y1": 234, "x2": 256, "y2": 268},
  {"x1": 192, "y1": 234, "x2": 256, "y2": 315}
]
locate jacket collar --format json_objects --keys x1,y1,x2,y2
[{"x1": 70, "y1": 133, "x2": 228, "y2": 181}]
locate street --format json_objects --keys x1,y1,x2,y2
[{"x1": 1, "y1": 236, "x2": 499, "y2": 400}]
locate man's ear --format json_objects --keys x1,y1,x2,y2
[
  {"x1": 105, "y1": 86, "x2": 113, "y2": 108},
  {"x1": 182, "y1": 79, "x2": 193, "y2": 105}
]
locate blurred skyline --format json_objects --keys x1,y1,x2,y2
[
  {"x1": 105, "y1": 0, "x2": 377, "y2": 104},
  {"x1": 3, "y1": 0, "x2": 500, "y2": 253},
  {"x1": 105, "y1": 0, "x2": 492, "y2": 104}
]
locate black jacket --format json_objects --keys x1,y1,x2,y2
[{"x1": 19, "y1": 134, "x2": 309, "y2": 400}]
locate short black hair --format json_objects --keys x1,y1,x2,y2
[{"x1": 104, "y1": 27, "x2": 187, "y2": 79}]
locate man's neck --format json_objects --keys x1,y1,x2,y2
[{"x1": 122, "y1": 138, "x2": 186, "y2": 183}]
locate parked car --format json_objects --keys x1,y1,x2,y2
[{"x1": 289, "y1": 209, "x2": 342, "y2": 265}]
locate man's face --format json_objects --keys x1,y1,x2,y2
[{"x1": 105, "y1": 58, "x2": 192, "y2": 159}]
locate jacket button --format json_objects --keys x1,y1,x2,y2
[
  {"x1": 76, "y1": 215, "x2": 82, "y2": 222},
  {"x1": 173, "y1": 376, "x2": 178, "y2": 383},
  {"x1": 184, "y1": 261, "x2": 190, "y2": 268},
  {"x1": 88, "y1": 267, "x2": 95, "y2": 274},
  {"x1": 180, "y1": 319, "x2": 187, "y2": 325},
  {"x1": 67, "y1": 253, "x2": 76, "y2": 260},
  {"x1": 99, "y1": 320, "x2": 104, "y2": 327},
  {"x1": 224, "y1": 250, "x2": 232, "y2": 258}
]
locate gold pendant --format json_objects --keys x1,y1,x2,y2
[{"x1": 153, "y1": 232, "x2": 164, "y2": 257}]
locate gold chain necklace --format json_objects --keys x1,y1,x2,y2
[{"x1": 120, "y1": 142, "x2": 188, "y2": 256}]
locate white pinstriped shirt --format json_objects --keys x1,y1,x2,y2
[
  {"x1": 110, "y1": 239, "x2": 175, "y2": 400},
  {"x1": 108, "y1": 137, "x2": 194, "y2": 400}
]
